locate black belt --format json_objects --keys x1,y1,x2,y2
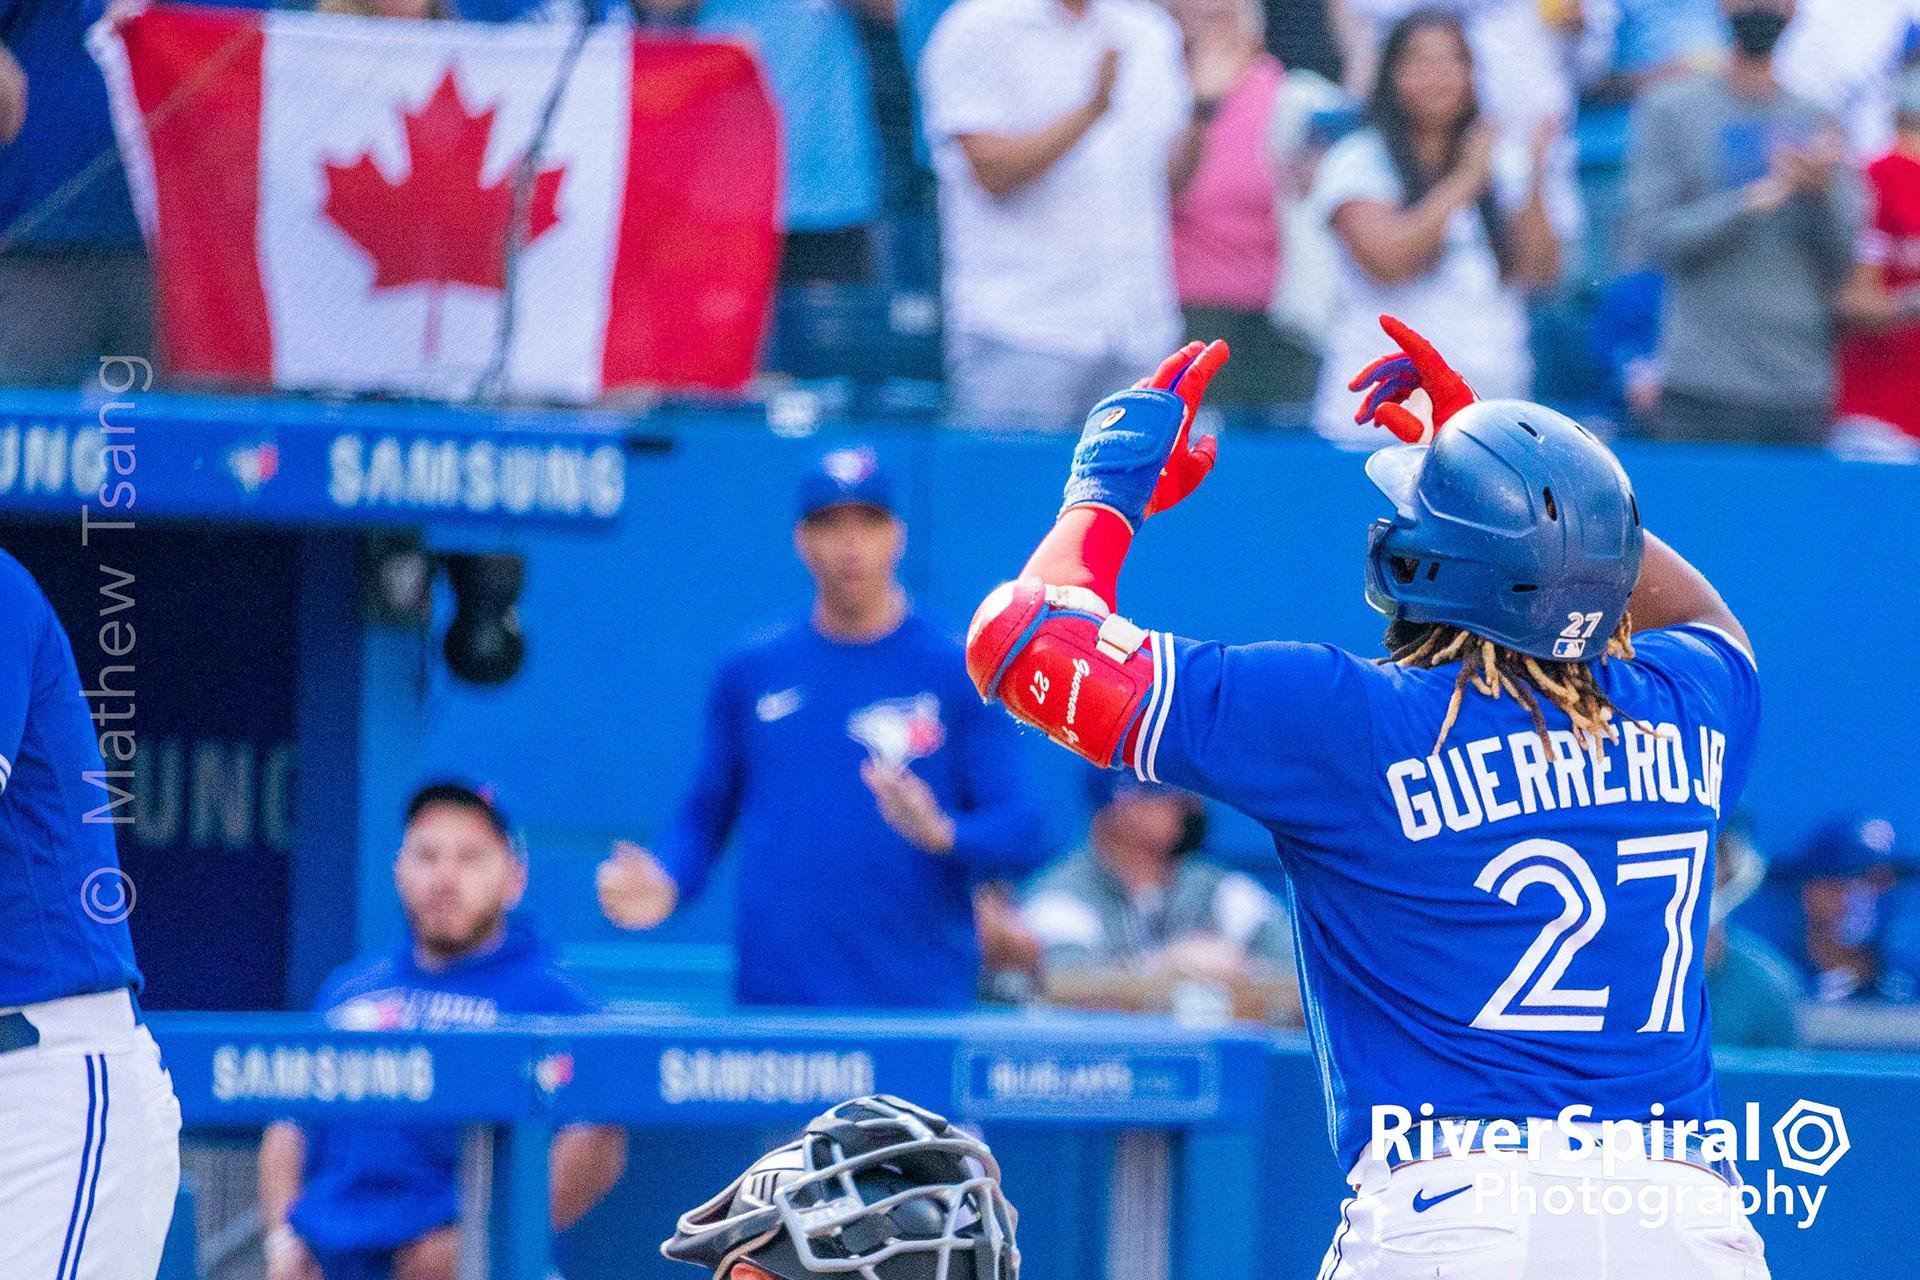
[
  {"x1": 0, "y1": 1011, "x2": 39, "y2": 1054},
  {"x1": 0, "y1": 986, "x2": 143, "y2": 1055}
]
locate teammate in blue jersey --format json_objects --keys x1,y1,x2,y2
[
  {"x1": 0, "y1": 547, "x2": 181, "y2": 1280},
  {"x1": 966, "y1": 319, "x2": 1770, "y2": 1278},
  {"x1": 259, "y1": 782, "x2": 626, "y2": 1280},
  {"x1": 598, "y1": 447, "x2": 1043, "y2": 1008}
]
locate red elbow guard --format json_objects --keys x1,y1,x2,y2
[{"x1": 966, "y1": 578, "x2": 1156, "y2": 767}]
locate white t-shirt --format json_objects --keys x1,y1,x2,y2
[
  {"x1": 919, "y1": 0, "x2": 1190, "y2": 360},
  {"x1": 1308, "y1": 126, "x2": 1583, "y2": 444}
]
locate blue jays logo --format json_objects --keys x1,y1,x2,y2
[
  {"x1": 332, "y1": 993, "x2": 407, "y2": 1031},
  {"x1": 226, "y1": 441, "x2": 280, "y2": 495},
  {"x1": 847, "y1": 693, "x2": 946, "y2": 768},
  {"x1": 823, "y1": 446, "x2": 879, "y2": 487}
]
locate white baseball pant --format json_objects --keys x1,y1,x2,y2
[
  {"x1": 0, "y1": 988, "x2": 182, "y2": 1280},
  {"x1": 1319, "y1": 1121, "x2": 1770, "y2": 1280}
]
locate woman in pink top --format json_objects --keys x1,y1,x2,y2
[{"x1": 1170, "y1": 0, "x2": 1314, "y2": 405}]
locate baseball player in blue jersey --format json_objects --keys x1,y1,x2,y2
[
  {"x1": 0, "y1": 547, "x2": 182, "y2": 1280},
  {"x1": 966, "y1": 319, "x2": 1769, "y2": 1278}
]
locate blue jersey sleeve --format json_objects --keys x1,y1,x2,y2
[
  {"x1": 944, "y1": 685, "x2": 1044, "y2": 880},
  {"x1": 1130, "y1": 635, "x2": 1378, "y2": 833},
  {"x1": 0, "y1": 570, "x2": 45, "y2": 795},
  {"x1": 651, "y1": 656, "x2": 749, "y2": 900},
  {"x1": 1626, "y1": 623, "x2": 1762, "y2": 818}
]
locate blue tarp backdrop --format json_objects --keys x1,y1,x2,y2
[{"x1": 356, "y1": 416, "x2": 1920, "y2": 971}]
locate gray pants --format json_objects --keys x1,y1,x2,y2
[
  {"x1": 1653, "y1": 389, "x2": 1830, "y2": 447},
  {"x1": 945, "y1": 331, "x2": 1150, "y2": 432},
  {"x1": 0, "y1": 250, "x2": 154, "y2": 389}
]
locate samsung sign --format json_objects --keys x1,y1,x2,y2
[
  {"x1": 0, "y1": 400, "x2": 634, "y2": 529},
  {"x1": 210, "y1": 1043, "x2": 436, "y2": 1103},
  {"x1": 658, "y1": 1047, "x2": 876, "y2": 1106},
  {"x1": 327, "y1": 434, "x2": 625, "y2": 518}
]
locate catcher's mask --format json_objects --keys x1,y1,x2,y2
[{"x1": 662, "y1": 1095, "x2": 1019, "y2": 1280}]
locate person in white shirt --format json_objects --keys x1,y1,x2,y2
[
  {"x1": 919, "y1": 0, "x2": 1197, "y2": 426},
  {"x1": 1334, "y1": 0, "x2": 1612, "y2": 140},
  {"x1": 1308, "y1": 7, "x2": 1580, "y2": 444},
  {"x1": 1775, "y1": 0, "x2": 1920, "y2": 160}
]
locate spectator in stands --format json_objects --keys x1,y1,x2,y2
[
  {"x1": 1590, "y1": 0, "x2": 1725, "y2": 103},
  {"x1": 1623, "y1": 0, "x2": 1860, "y2": 446},
  {"x1": 1706, "y1": 820, "x2": 1802, "y2": 1049},
  {"x1": 1264, "y1": 0, "x2": 1344, "y2": 84},
  {"x1": 1835, "y1": 65, "x2": 1920, "y2": 446},
  {"x1": 918, "y1": 0, "x2": 1194, "y2": 425},
  {"x1": 1333, "y1": 0, "x2": 1601, "y2": 139},
  {"x1": 0, "y1": 0, "x2": 152, "y2": 388},
  {"x1": 260, "y1": 783, "x2": 626, "y2": 1280},
  {"x1": 494, "y1": 0, "x2": 883, "y2": 283},
  {"x1": 1777, "y1": 816, "x2": 1914, "y2": 1003},
  {"x1": 1309, "y1": 8, "x2": 1575, "y2": 443},
  {"x1": 1169, "y1": 0, "x2": 1317, "y2": 404},
  {"x1": 1775, "y1": 0, "x2": 1920, "y2": 160},
  {"x1": 596, "y1": 447, "x2": 1043, "y2": 1007},
  {"x1": 1021, "y1": 769, "x2": 1298, "y2": 1023},
  {"x1": 695, "y1": 0, "x2": 885, "y2": 283}
]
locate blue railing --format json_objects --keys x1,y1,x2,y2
[{"x1": 153, "y1": 1012, "x2": 1920, "y2": 1280}]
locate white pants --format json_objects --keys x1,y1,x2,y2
[
  {"x1": 0, "y1": 989, "x2": 182, "y2": 1280},
  {"x1": 1320, "y1": 1124, "x2": 1770, "y2": 1280}
]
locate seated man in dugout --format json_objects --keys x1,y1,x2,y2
[{"x1": 1020, "y1": 767, "x2": 1300, "y2": 1024}]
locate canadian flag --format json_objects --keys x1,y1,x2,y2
[{"x1": 91, "y1": 5, "x2": 780, "y2": 401}]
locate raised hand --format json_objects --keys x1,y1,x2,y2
[
  {"x1": 1347, "y1": 315, "x2": 1476, "y2": 443},
  {"x1": 1139, "y1": 338, "x2": 1228, "y2": 518},
  {"x1": 596, "y1": 840, "x2": 678, "y2": 930},
  {"x1": 1059, "y1": 339, "x2": 1230, "y2": 529},
  {"x1": 861, "y1": 759, "x2": 956, "y2": 855}
]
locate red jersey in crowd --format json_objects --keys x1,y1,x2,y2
[{"x1": 1837, "y1": 150, "x2": 1920, "y2": 439}]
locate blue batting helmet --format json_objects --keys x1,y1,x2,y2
[{"x1": 1363, "y1": 400, "x2": 1644, "y2": 662}]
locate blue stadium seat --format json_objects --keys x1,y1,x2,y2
[{"x1": 766, "y1": 283, "x2": 943, "y2": 383}]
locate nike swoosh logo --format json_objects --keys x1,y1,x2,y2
[{"x1": 1411, "y1": 1184, "x2": 1472, "y2": 1213}]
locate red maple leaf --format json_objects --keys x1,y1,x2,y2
[{"x1": 322, "y1": 70, "x2": 566, "y2": 361}]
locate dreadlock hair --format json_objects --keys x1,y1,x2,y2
[{"x1": 1384, "y1": 615, "x2": 1643, "y2": 756}]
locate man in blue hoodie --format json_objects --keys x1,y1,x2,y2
[{"x1": 257, "y1": 783, "x2": 627, "y2": 1280}]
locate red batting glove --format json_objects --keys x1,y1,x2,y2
[
  {"x1": 1347, "y1": 315, "x2": 1477, "y2": 444},
  {"x1": 1134, "y1": 339, "x2": 1229, "y2": 518}
]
